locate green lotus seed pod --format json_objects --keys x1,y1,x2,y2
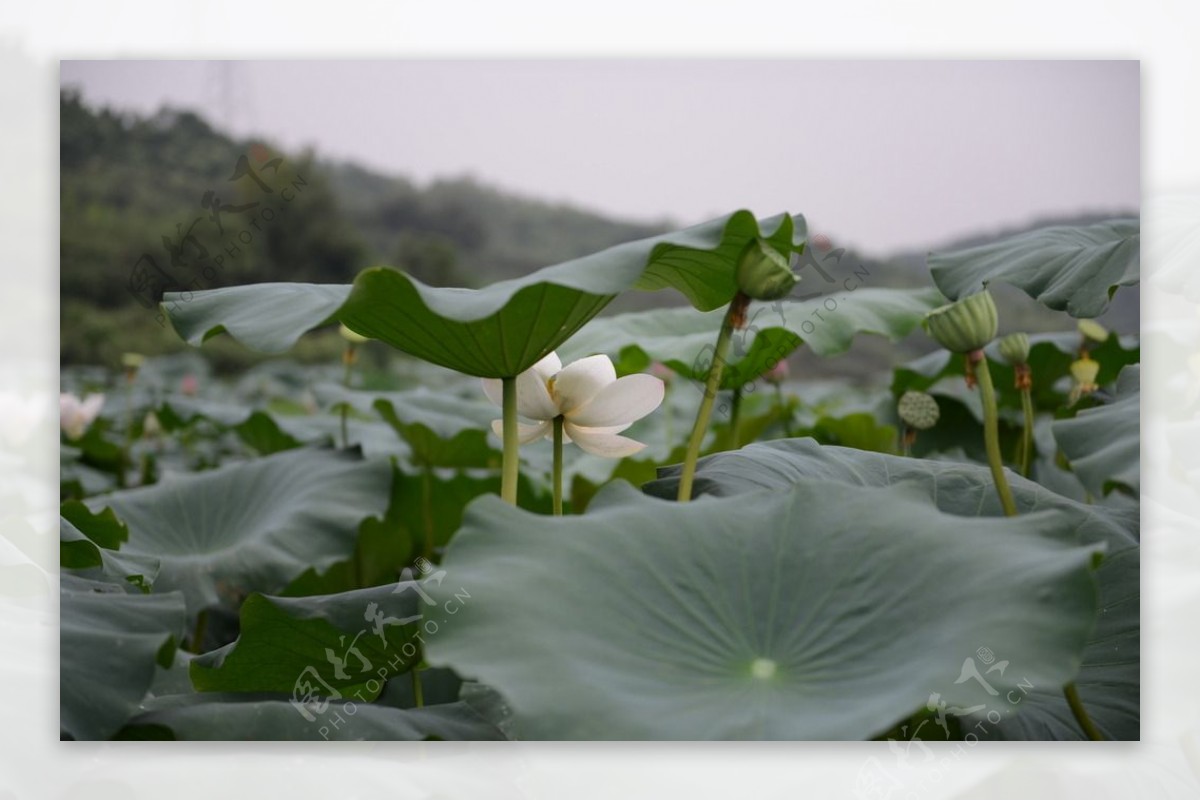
[
  {"x1": 897, "y1": 390, "x2": 940, "y2": 430},
  {"x1": 339, "y1": 323, "x2": 370, "y2": 344},
  {"x1": 735, "y1": 238, "x2": 797, "y2": 301},
  {"x1": 1077, "y1": 319, "x2": 1109, "y2": 343},
  {"x1": 923, "y1": 291, "x2": 998, "y2": 353},
  {"x1": 997, "y1": 332, "x2": 1030, "y2": 365},
  {"x1": 121, "y1": 352, "x2": 145, "y2": 370}
]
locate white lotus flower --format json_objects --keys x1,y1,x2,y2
[
  {"x1": 482, "y1": 352, "x2": 665, "y2": 458},
  {"x1": 60, "y1": 392, "x2": 105, "y2": 440}
]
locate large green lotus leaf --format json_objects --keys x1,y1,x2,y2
[
  {"x1": 85, "y1": 448, "x2": 393, "y2": 615},
  {"x1": 123, "y1": 698, "x2": 505, "y2": 741},
  {"x1": 645, "y1": 439, "x2": 1139, "y2": 740},
  {"x1": 229, "y1": 410, "x2": 304, "y2": 455},
  {"x1": 892, "y1": 332, "x2": 1140, "y2": 414},
  {"x1": 929, "y1": 218, "x2": 1139, "y2": 318},
  {"x1": 559, "y1": 287, "x2": 943, "y2": 390},
  {"x1": 164, "y1": 211, "x2": 805, "y2": 377},
  {"x1": 974, "y1": 545, "x2": 1139, "y2": 741},
  {"x1": 60, "y1": 500, "x2": 127, "y2": 551},
  {"x1": 60, "y1": 576, "x2": 186, "y2": 740},
  {"x1": 423, "y1": 481, "x2": 1103, "y2": 740},
  {"x1": 1052, "y1": 365, "x2": 1140, "y2": 497},
  {"x1": 60, "y1": 516, "x2": 159, "y2": 592},
  {"x1": 191, "y1": 583, "x2": 427, "y2": 699}
]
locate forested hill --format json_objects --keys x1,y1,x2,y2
[
  {"x1": 60, "y1": 91, "x2": 666, "y2": 364},
  {"x1": 60, "y1": 90, "x2": 664, "y2": 308}
]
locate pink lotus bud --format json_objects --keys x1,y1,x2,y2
[
  {"x1": 648, "y1": 361, "x2": 676, "y2": 383},
  {"x1": 762, "y1": 359, "x2": 790, "y2": 384}
]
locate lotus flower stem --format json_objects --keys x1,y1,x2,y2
[
  {"x1": 728, "y1": 387, "x2": 743, "y2": 450},
  {"x1": 678, "y1": 293, "x2": 747, "y2": 501},
  {"x1": 411, "y1": 665, "x2": 425, "y2": 708},
  {"x1": 973, "y1": 352, "x2": 1017, "y2": 516},
  {"x1": 501, "y1": 376, "x2": 520, "y2": 504},
  {"x1": 189, "y1": 609, "x2": 208, "y2": 654},
  {"x1": 1018, "y1": 386, "x2": 1035, "y2": 478},
  {"x1": 774, "y1": 384, "x2": 795, "y2": 438},
  {"x1": 1064, "y1": 682, "x2": 1104, "y2": 740},
  {"x1": 552, "y1": 415, "x2": 564, "y2": 516},
  {"x1": 420, "y1": 466, "x2": 435, "y2": 560},
  {"x1": 340, "y1": 344, "x2": 356, "y2": 448}
]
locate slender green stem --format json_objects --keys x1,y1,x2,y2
[
  {"x1": 420, "y1": 464, "x2": 434, "y2": 560},
  {"x1": 901, "y1": 426, "x2": 912, "y2": 458},
  {"x1": 775, "y1": 383, "x2": 795, "y2": 438},
  {"x1": 975, "y1": 354, "x2": 1018, "y2": 516},
  {"x1": 353, "y1": 542, "x2": 364, "y2": 587},
  {"x1": 552, "y1": 415, "x2": 564, "y2": 516},
  {"x1": 411, "y1": 664, "x2": 425, "y2": 708},
  {"x1": 340, "y1": 344, "x2": 355, "y2": 449},
  {"x1": 500, "y1": 376, "x2": 519, "y2": 505},
  {"x1": 119, "y1": 377, "x2": 134, "y2": 488},
  {"x1": 190, "y1": 609, "x2": 209, "y2": 654},
  {"x1": 678, "y1": 295, "x2": 744, "y2": 502},
  {"x1": 1018, "y1": 387, "x2": 1034, "y2": 478},
  {"x1": 1064, "y1": 682, "x2": 1104, "y2": 740},
  {"x1": 663, "y1": 386, "x2": 674, "y2": 446},
  {"x1": 728, "y1": 387, "x2": 743, "y2": 450}
]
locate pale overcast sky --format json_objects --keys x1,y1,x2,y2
[{"x1": 60, "y1": 60, "x2": 1138, "y2": 255}]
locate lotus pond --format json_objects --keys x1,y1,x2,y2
[{"x1": 60, "y1": 211, "x2": 1140, "y2": 741}]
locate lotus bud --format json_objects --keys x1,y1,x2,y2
[
  {"x1": 762, "y1": 359, "x2": 789, "y2": 385},
  {"x1": 339, "y1": 324, "x2": 370, "y2": 344},
  {"x1": 997, "y1": 332, "x2": 1030, "y2": 366},
  {"x1": 142, "y1": 410, "x2": 162, "y2": 439},
  {"x1": 1070, "y1": 357, "x2": 1100, "y2": 390},
  {"x1": 121, "y1": 352, "x2": 144, "y2": 383},
  {"x1": 1068, "y1": 356, "x2": 1101, "y2": 406},
  {"x1": 648, "y1": 361, "x2": 676, "y2": 384},
  {"x1": 897, "y1": 390, "x2": 940, "y2": 430},
  {"x1": 1077, "y1": 319, "x2": 1109, "y2": 344},
  {"x1": 923, "y1": 291, "x2": 998, "y2": 354},
  {"x1": 735, "y1": 238, "x2": 797, "y2": 302}
]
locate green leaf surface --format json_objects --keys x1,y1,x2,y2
[
  {"x1": 560, "y1": 287, "x2": 944, "y2": 390},
  {"x1": 85, "y1": 447, "x2": 393, "y2": 615},
  {"x1": 974, "y1": 545, "x2": 1139, "y2": 741},
  {"x1": 60, "y1": 516, "x2": 160, "y2": 591},
  {"x1": 929, "y1": 218, "x2": 1139, "y2": 318},
  {"x1": 164, "y1": 211, "x2": 805, "y2": 377},
  {"x1": 645, "y1": 438, "x2": 1138, "y2": 740},
  {"x1": 423, "y1": 482, "x2": 1103, "y2": 740},
  {"x1": 232, "y1": 410, "x2": 305, "y2": 455},
  {"x1": 60, "y1": 576, "x2": 186, "y2": 740},
  {"x1": 190, "y1": 583, "x2": 426, "y2": 699},
  {"x1": 123, "y1": 698, "x2": 506, "y2": 741},
  {"x1": 1052, "y1": 365, "x2": 1140, "y2": 496},
  {"x1": 60, "y1": 500, "x2": 128, "y2": 550}
]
